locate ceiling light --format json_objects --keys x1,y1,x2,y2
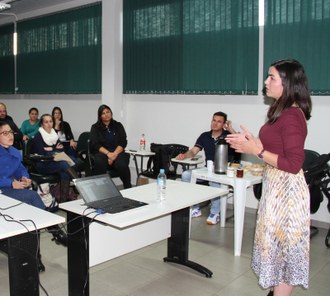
[{"x1": 0, "y1": 3, "x2": 11, "y2": 11}]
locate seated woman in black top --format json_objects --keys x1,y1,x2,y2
[
  {"x1": 52, "y1": 106, "x2": 77, "y2": 157},
  {"x1": 90, "y1": 105, "x2": 132, "y2": 188}
]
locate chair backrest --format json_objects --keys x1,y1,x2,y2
[
  {"x1": 22, "y1": 139, "x2": 36, "y2": 170},
  {"x1": 303, "y1": 151, "x2": 330, "y2": 214},
  {"x1": 144, "y1": 143, "x2": 189, "y2": 179},
  {"x1": 303, "y1": 149, "x2": 320, "y2": 171},
  {"x1": 254, "y1": 149, "x2": 324, "y2": 202},
  {"x1": 75, "y1": 132, "x2": 91, "y2": 175},
  {"x1": 76, "y1": 132, "x2": 90, "y2": 154}
]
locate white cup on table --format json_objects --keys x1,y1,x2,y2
[{"x1": 207, "y1": 160, "x2": 213, "y2": 173}]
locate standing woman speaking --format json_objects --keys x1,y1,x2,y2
[{"x1": 226, "y1": 59, "x2": 312, "y2": 296}]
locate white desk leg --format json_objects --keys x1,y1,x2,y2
[
  {"x1": 189, "y1": 173, "x2": 198, "y2": 237},
  {"x1": 220, "y1": 185, "x2": 229, "y2": 227},
  {"x1": 233, "y1": 178, "x2": 248, "y2": 256}
]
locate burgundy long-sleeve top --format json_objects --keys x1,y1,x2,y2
[{"x1": 259, "y1": 107, "x2": 307, "y2": 174}]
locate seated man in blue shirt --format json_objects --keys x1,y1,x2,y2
[{"x1": 176, "y1": 111, "x2": 237, "y2": 225}]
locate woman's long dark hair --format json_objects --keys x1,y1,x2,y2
[
  {"x1": 52, "y1": 106, "x2": 64, "y2": 132},
  {"x1": 267, "y1": 59, "x2": 312, "y2": 124},
  {"x1": 96, "y1": 104, "x2": 113, "y2": 127}
]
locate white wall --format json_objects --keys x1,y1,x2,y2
[{"x1": 0, "y1": 0, "x2": 329, "y2": 225}]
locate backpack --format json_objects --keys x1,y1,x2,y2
[{"x1": 144, "y1": 143, "x2": 188, "y2": 179}]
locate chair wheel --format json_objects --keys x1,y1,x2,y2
[{"x1": 325, "y1": 228, "x2": 330, "y2": 248}]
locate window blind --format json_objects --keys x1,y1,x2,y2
[
  {"x1": 264, "y1": 0, "x2": 330, "y2": 95},
  {"x1": 17, "y1": 3, "x2": 101, "y2": 94},
  {"x1": 123, "y1": 0, "x2": 259, "y2": 95}
]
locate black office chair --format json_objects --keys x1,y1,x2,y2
[
  {"x1": 303, "y1": 151, "x2": 330, "y2": 242},
  {"x1": 76, "y1": 131, "x2": 92, "y2": 176},
  {"x1": 22, "y1": 140, "x2": 61, "y2": 191},
  {"x1": 303, "y1": 149, "x2": 321, "y2": 171},
  {"x1": 253, "y1": 149, "x2": 330, "y2": 241},
  {"x1": 141, "y1": 143, "x2": 189, "y2": 180}
]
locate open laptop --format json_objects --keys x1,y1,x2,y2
[{"x1": 73, "y1": 174, "x2": 147, "y2": 214}]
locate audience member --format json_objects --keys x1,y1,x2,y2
[
  {"x1": 20, "y1": 107, "x2": 40, "y2": 141},
  {"x1": 90, "y1": 104, "x2": 132, "y2": 188},
  {"x1": 0, "y1": 121, "x2": 67, "y2": 272},
  {"x1": 51, "y1": 106, "x2": 84, "y2": 172},
  {"x1": 32, "y1": 114, "x2": 78, "y2": 202},
  {"x1": 52, "y1": 106, "x2": 77, "y2": 150},
  {"x1": 0, "y1": 102, "x2": 23, "y2": 150},
  {"x1": 176, "y1": 111, "x2": 237, "y2": 225}
]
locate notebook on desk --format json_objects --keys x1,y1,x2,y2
[{"x1": 73, "y1": 174, "x2": 147, "y2": 214}]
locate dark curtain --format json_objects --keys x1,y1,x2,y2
[
  {"x1": 17, "y1": 3, "x2": 101, "y2": 94},
  {"x1": 123, "y1": 0, "x2": 259, "y2": 95},
  {"x1": 0, "y1": 24, "x2": 15, "y2": 93},
  {"x1": 264, "y1": 0, "x2": 330, "y2": 95}
]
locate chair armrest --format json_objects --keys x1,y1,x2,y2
[{"x1": 26, "y1": 154, "x2": 54, "y2": 162}]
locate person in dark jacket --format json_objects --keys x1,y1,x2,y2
[
  {"x1": 0, "y1": 102, "x2": 23, "y2": 150},
  {"x1": 90, "y1": 105, "x2": 132, "y2": 188}
]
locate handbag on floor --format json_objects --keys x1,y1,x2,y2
[
  {"x1": 50, "y1": 183, "x2": 78, "y2": 203},
  {"x1": 37, "y1": 183, "x2": 59, "y2": 212}
]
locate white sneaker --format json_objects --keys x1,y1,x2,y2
[
  {"x1": 206, "y1": 213, "x2": 220, "y2": 225},
  {"x1": 191, "y1": 208, "x2": 202, "y2": 218}
]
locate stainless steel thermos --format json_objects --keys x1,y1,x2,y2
[{"x1": 214, "y1": 138, "x2": 228, "y2": 174}]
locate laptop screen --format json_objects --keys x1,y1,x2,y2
[{"x1": 73, "y1": 174, "x2": 122, "y2": 204}]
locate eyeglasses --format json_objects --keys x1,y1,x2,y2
[{"x1": 0, "y1": 130, "x2": 14, "y2": 136}]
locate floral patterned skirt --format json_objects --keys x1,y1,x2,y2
[{"x1": 251, "y1": 165, "x2": 310, "y2": 289}]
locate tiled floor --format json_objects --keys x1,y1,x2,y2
[{"x1": 1, "y1": 207, "x2": 329, "y2": 296}]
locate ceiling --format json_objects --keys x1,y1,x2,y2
[{"x1": 0, "y1": 0, "x2": 80, "y2": 19}]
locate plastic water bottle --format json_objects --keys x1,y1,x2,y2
[
  {"x1": 157, "y1": 168, "x2": 167, "y2": 201},
  {"x1": 139, "y1": 133, "x2": 146, "y2": 150}
]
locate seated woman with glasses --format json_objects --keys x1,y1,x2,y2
[
  {"x1": 89, "y1": 104, "x2": 132, "y2": 188},
  {"x1": 0, "y1": 121, "x2": 67, "y2": 272}
]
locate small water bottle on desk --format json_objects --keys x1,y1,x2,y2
[
  {"x1": 157, "y1": 169, "x2": 167, "y2": 201},
  {"x1": 139, "y1": 133, "x2": 146, "y2": 150}
]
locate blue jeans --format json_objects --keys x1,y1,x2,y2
[
  {"x1": 181, "y1": 169, "x2": 221, "y2": 215},
  {"x1": 1, "y1": 188, "x2": 45, "y2": 209}
]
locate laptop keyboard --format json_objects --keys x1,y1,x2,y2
[{"x1": 89, "y1": 197, "x2": 146, "y2": 213}]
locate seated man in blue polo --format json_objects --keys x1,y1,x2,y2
[{"x1": 176, "y1": 111, "x2": 237, "y2": 225}]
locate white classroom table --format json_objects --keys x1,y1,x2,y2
[
  {"x1": 190, "y1": 167, "x2": 262, "y2": 256},
  {"x1": 60, "y1": 180, "x2": 229, "y2": 296},
  {"x1": 0, "y1": 193, "x2": 65, "y2": 296}
]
